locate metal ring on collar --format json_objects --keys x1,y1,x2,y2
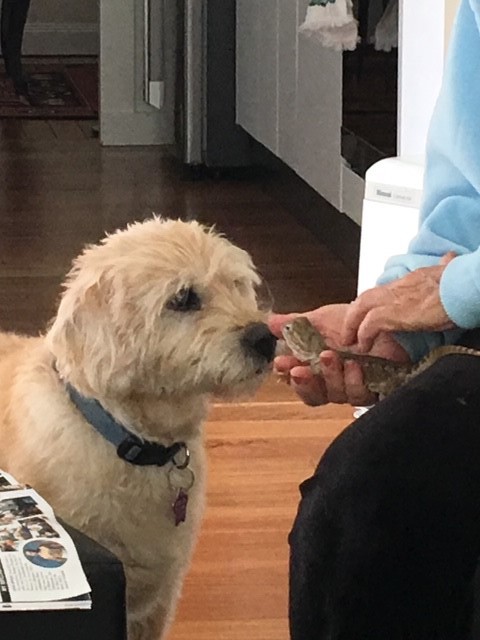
[{"x1": 172, "y1": 443, "x2": 190, "y2": 470}]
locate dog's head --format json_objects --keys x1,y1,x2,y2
[{"x1": 46, "y1": 218, "x2": 276, "y2": 400}]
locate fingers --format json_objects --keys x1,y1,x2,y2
[
  {"x1": 355, "y1": 307, "x2": 397, "y2": 352},
  {"x1": 275, "y1": 350, "x2": 374, "y2": 407},
  {"x1": 274, "y1": 354, "x2": 302, "y2": 375},
  {"x1": 343, "y1": 360, "x2": 377, "y2": 406},
  {"x1": 320, "y1": 353, "x2": 375, "y2": 405},
  {"x1": 275, "y1": 357, "x2": 329, "y2": 406},
  {"x1": 289, "y1": 369, "x2": 328, "y2": 407},
  {"x1": 319, "y1": 352, "x2": 345, "y2": 404},
  {"x1": 440, "y1": 251, "x2": 457, "y2": 266},
  {"x1": 295, "y1": 353, "x2": 374, "y2": 406},
  {"x1": 342, "y1": 288, "x2": 387, "y2": 348}
]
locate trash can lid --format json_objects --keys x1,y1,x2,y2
[{"x1": 365, "y1": 155, "x2": 425, "y2": 190}]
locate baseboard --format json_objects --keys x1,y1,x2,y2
[
  {"x1": 252, "y1": 139, "x2": 361, "y2": 277},
  {"x1": 100, "y1": 112, "x2": 174, "y2": 147},
  {"x1": 23, "y1": 22, "x2": 99, "y2": 56}
]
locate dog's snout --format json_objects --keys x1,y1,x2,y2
[{"x1": 242, "y1": 322, "x2": 277, "y2": 362}]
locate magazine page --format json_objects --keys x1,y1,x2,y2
[
  {"x1": 0, "y1": 471, "x2": 91, "y2": 610},
  {"x1": 0, "y1": 470, "x2": 24, "y2": 493}
]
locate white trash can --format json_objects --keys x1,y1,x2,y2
[
  {"x1": 358, "y1": 155, "x2": 425, "y2": 295},
  {"x1": 354, "y1": 155, "x2": 425, "y2": 417}
]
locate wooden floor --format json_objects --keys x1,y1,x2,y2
[{"x1": 0, "y1": 120, "x2": 357, "y2": 639}]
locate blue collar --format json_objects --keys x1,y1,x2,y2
[{"x1": 65, "y1": 383, "x2": 189, "y2": 468}]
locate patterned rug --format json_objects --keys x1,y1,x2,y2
[{"x1": 0, "y1": 61, "x2": 98, "y2": 119}]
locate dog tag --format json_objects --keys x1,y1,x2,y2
[
  {"x1": 173, "y1": 490, "x2": 189, "y2": 526},
  {"x1": 169, "y1": 467, "x2": 195, "y2": 527}
]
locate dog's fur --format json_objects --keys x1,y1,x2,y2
[{"x1": 0, "y1": 218, "x2": 275, "y2": 639}]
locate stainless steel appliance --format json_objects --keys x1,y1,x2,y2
[{"x1": 175, "y1": 0, "x2": 252, "y2": 170}]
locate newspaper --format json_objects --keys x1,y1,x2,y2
[{"x1": 0, "y1": 470, "x2": 91, "y2": 611}]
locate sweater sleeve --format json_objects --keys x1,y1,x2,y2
[{"x1": 375, "y1": 0, "x2": 480, "y2": 362}]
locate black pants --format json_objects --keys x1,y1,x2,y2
[{"x1": 289, "y1": 352, "x2": 480, "y2": 640}]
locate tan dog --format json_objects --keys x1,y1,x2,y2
[{"x1": 0, "y1": 218, "x2": 276, "y2": 639}]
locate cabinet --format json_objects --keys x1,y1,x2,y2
[
  {"x1": 236, "y1": 0, "x2": 450, "y2": 226},
  {"x1": 237, "y1": 0, "x2": 357, "y2": 221}
]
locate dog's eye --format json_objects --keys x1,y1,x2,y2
[{"x1": 167, "y1": 287, "x2": 202, "y2": 312}]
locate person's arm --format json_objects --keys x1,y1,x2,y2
[{"x1": 344, "y1": 0, "x2": 480, "y2": 360}]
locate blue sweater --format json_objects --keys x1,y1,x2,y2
[{"x1": 377, "y1": 0, "x2": 480, "y2": 361}]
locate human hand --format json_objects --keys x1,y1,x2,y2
[
  {"x1": 342, "y1": 252, "x2": 457, "y2": 352},
  {"x1": 269, "y1": 304, "x2": 410, "y2": 407}
]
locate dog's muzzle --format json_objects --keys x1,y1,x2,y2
[{"x1": 242, "y1": 322, "x2": 277, "y2": 363}]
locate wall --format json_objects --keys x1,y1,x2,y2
[
  {"x1": 24, "y1": 0, "x2": 99, "y2": 55},
  {"x1": 100, "y1": 0, "x2": 176, "y2": 146},
  {"x1": 398, "y1": 0, "x2": 446, "y2": 156},
  {"x1": 445, "y1": 0, "x2": 460, "y2": 49},
  {"x1": 28, "y1": 1, "x2": 98, "y2": 23},
  {"x1": 398, "y1": 0, "x2": 461, "y2": 157}
]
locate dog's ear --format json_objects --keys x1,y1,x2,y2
[{"x1": 46, "y1": 271, "x2": 136, "y2": 398}]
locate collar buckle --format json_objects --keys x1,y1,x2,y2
[
  {"x1": 117, "y1": 435, "x2": 145, "y2": 463},
  {"x1": 116, "y1": 436, "x2": 187, "y2": 468}
]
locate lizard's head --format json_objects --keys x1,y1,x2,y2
[{"x1": 282, "y1": 316, "x2": 326, "y2": 360}]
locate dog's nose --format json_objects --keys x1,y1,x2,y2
[{"x1": 242, "y1": 323, "x2": 277, "y2": 362}]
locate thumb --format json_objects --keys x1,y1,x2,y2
[{"x1": 440, "y1": 251, "x2": 457, "y2": 266}]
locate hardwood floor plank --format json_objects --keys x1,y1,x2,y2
[
  {"x1": 171, "y1": 619, "x2": 287, "y2": 640},
  {"x1": 0, "y1": 119, "x2": 54, "y2": 143},
  {"x1": 46, "y1": 120, "x2": 91, "y2": 141},
  {"x1": 77, "y1": 120, "x2": 99, "y2": 139}
]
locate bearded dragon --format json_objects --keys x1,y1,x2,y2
[{"x1": 281, "y1": 316, "x2": 480, "y2": 396}]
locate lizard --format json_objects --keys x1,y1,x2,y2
[{"x1": 281, "y1": 316, "x2": 480, "y2": 397}]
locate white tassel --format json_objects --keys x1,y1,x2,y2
[
  {"x1": 374, "y1": 0, "x2": 398, "y2": 52},
  {"x1": 299, "y1": 0, "x2": 359, "y2": 51},
  {"x1": 319, "y1": 21, "x2": 359, "y2": 51},
  {"x1": 300, "y1": 1, "x2": 353, "y2": 30}
]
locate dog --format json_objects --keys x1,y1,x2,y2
[{"x1": 0, "y1": 218, "x2": 277, "y2": 639}]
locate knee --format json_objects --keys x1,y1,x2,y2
[{"x1": 288, "y1": 426, "x2": 372, "y2": 554}]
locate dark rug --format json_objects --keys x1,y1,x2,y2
[{"x1": 0, "y1": 61, "x2": 98, "y2": 118}]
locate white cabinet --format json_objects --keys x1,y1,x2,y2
[
  {"x1": 277, "y1": 0, "x2": 298, "y2": 167},
  {"x1": 237, "y1": 0, "x2": 452, "y2": 226},
  {"x1": 237, "y1": 0, "x2": 350, "y2": 219},
  {"x1": 295, "y1": 33, "x2": 342, "y2": 210},
  {"x1": 236, "y1": 0, "x2": 280, "y2": 154}
]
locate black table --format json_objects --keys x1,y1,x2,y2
[{"x1": 0, "y1": 523, "x2": 127, "y2": 639}]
